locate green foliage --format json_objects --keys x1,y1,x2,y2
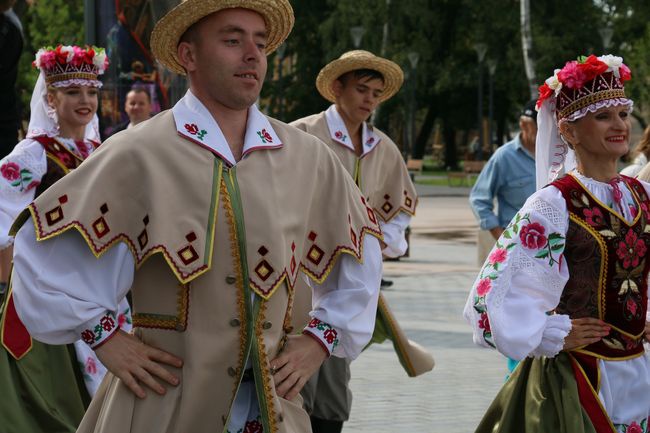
[{"x1": 15, "y1": 0, "x2": 84, "y2": 116}]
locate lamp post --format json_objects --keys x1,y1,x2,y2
[
  {"x1": 276, "y1": 43, "x2": 286, "y2": 120},
  {"x1": 474, "y1": 43, "x2": 488, "y2": 160},
  {"x1": 599, "y1": 25, "x2": 614, "y2": 51},
  {"x1": 487, "y1": 59, "x2": 497, "y2": 151},
  {"x1": 407, "y1": 52, "x2": 420, "y2": 159},
  {"x1": 350, "y1": 26, "x2": 366, "y2": 49}
]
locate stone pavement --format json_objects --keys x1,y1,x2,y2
[{"x1": 344, "y1": 195, "x2": 506, "y2": 433}]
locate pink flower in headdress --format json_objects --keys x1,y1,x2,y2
[
  {"x1": 557, "y1": 61, "x2": 588, "y2": 89},
  {"x1": 71, "y1": 46, "x2": 86, "y2": 67},
  {"x1": 39, "y1": 51, "x2": 57, "y2": 69},
  {"x1": 620, "y1": 63, "x2": 632, "y2": 82}
]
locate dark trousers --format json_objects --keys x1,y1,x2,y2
[{"x1": 310, "y1": 416, "x2": 343, "y2": 433}]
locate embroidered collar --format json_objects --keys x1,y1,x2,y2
[
  {"x1": 324, "y1": 105, "x2": 381, "y2": 156},
  {"x1": 172, "y1": 90, "x2": 283, "y2": 166}
]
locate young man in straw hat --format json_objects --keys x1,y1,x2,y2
[
  {"x1": 8, "y1": 2, "x2": 384, "y2": 432},
  {"x1": 291, "y1": 50, "x2": 433, "y2": 433}
]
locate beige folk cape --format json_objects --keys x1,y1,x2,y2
[
  {"x1": 290, "y1": 111, "x2": 433, "y2": 377},
  {"x1": 12, "y1": 110, "x2": 382, "y2": 433},
  {"x1": 291, "y1": 111, "x2": 417, "y2": 223}
]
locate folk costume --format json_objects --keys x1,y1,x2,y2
[
  {"x1": 464, "y1": 55, "x2": 650, "y2": 433},
  {"x1": 9, "y1": 2, "x2": 383, "y2": 433},
  {"x1": 291, "y1": 50, "x2": 433, "y2": 427},
  {"x1": 0, "y1": 46, "x2": 132, "y2": 433}
]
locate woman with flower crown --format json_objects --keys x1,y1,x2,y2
[
  {"x1": 464, "y1": 54, "x2": 650, "y2": 433},
  {"x1": 0, "y1": 45, "x2": 131, "y2": 432}
]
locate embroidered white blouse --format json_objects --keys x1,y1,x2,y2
[
  {"x1": 463, "y1": 171, "x2": 650, "y2": 429},
  {"x1": 0, "y1": 137, "x2": 98, "y2": 248},
  {"x1": 0, "y1": 136, "x2": 132, "y2": 397}
]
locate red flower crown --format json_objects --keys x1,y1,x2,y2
[
  {"x1": 33, "y1": 45, "x2": 108, "y2": 86},
  {"x1": 536, "y1": 55, "x2": 631, "y2": 119}
]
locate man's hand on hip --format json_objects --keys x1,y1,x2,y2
[
  {"x1": 269, "y1": 334, "x2": 328, "y2": 400},
  {"x1": 94, "y1": 330, "x2": 183, "y2": 399}
]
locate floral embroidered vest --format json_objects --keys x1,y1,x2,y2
[
  {"x1": 552, "y1": 174, "x2": 649, "y2": 360},
  {"x1": 32, "y1": 135, "x2": 98, "y2": 197}
]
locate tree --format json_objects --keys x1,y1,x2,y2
[{"x1": 15, "y1": 0, "x2": 84, "y2": 119}]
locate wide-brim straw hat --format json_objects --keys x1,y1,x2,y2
[
  {"x1": 316, "y1": 50, "x2": 404, "y2": 103},
  {"x1": 151, "y1": 0, "x2": 294, "y2": 75}
]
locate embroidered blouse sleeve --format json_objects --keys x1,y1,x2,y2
[
  {"x1": 463, "y1": 186, "x2": 572, "y2": 360},
  {"x1": 0, "y1": 139, "x2": 47, "y2": 248},
  {"x1": 304, "y1": 233, "x2": 382, "y2": 360},
  {"x1": 11, "y1": 222, "x2": 135, "y2": 347},
  {"x1": 379, "y1": 212, "x2": 411, "y2": 258}
]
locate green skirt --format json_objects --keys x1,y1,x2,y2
[
  {"x1": 0, "y1": 339, "x2": 90, "y2": 433},
  {"x1": 475, "y1": 353, "x2": 598, "y2": 433}
]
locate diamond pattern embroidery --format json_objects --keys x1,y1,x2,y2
[
  {"x1": 307, "y1": 245, "x2": 324, "y2": 265},
  {"x1": 177, "y1": 245, "x2": 199, "y2": 265},
  {"x1": 45, "y1": 195, "x2": 68, "y2": 226},
  {"x1": 138, "y1": 214, "x2": 150, "y2": 250},
  {"x1": 92, "y1": 217, "x2": 110, "y2": 238},
  {"x1": 46, "y1": 207, "x2": 63, "y2": 225},
  {"x1": 290, "y1": 241, "x2": 297, "y2": 275},
  {"x1": 382, "y1": 202, "x2": 393, "y2": 214},
  {"x1": 255, "y1": 260, "x2": 274, "y2": 281}
]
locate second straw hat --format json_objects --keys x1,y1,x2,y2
[
  {"x1": 316, "y1": 50, "x2": 404, "y2": 103},
  {"x1": 151, "y1": 0, "x2": 294, "y2": 75}
]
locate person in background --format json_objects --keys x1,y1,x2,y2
[
  {"x1": 0, "y1": 44, "x2": 131, "y2": 433},
  {"x1": 469, "y1": 100, "x2": 538, "y2": 375},
  {"x1": 291, "y1": 50, "x2": 433, "y2": 433},
  {"x1": 107, "y1": 86, "x2": 152, "y2": 136},
  {"x1": 621, "y1": 124, "x2": 650, "y2": 177}
]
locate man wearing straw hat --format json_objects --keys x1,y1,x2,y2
[
  {"x1": 291, "y1": 50, "x2": 433, "y2": 433},
  {"x1": 8, "y1": 1, "x2": 384, "y2": 432}
]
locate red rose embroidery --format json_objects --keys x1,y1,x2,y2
[
  {"x1": 81, "y1": 330, "x2": 95, "y2": 345},
  {"x1": 261, "y1": 128, "x2": 272, "y2": 143},
  {"x1": 476, "y1": 278, "x2": 492, "y2": 297},
  {"x1": 244, "y1": 420, "x2": 263, "y2": 433},
  {"x1": 100, "y1": 315, "x2": 115, "y2": 332},
  {"x1": 478, "y1": 312, "x2": 491, "y2": 332},
  {"x1": 627, "y1": 421, "x2": 643, "y2": 433},
  {"x1": 0, "y1": 162, "x2": 20, "y2": 181},
  {"x1": 583, "y1": 207, "x2": 604, "y2": 227},
  {"x1": 488, "y1": 248, "x2": 507, "y2": 265},
  {"x1": 55, "y1": 152, "x2": 73, "y2": 167},
  {"x1": 519, "y1": 222, "x2": 548, "y2": 249},
  {"x1": 323, "y1": 328, "x2": 338, "y2": 344},
  {"x1": 616, "y1": 230, "x2": 647, "y2": 269},
  {"x1": 184, "y1": 123, "x2": 199, "y2": 135},
  {"x1": 85, "y1": 356, "x2": 98, "y2": 375},
  {"x1": 308, "y1": 318, "x2": 320, "y2": 328},
  {"x1": 626, "y1": 298, "x2": 638, "y2": 316}
]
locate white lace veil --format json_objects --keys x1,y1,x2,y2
[
  {"x1": 26, "y1": 72, "x2": 101, "y2": 142},
  {"x1": 535, "y1": 97, "x2": 633, "y2": 190}
]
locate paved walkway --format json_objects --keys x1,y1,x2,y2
[{"x1": 344, "y1": 196, "x2": 506, "y2": 433}]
